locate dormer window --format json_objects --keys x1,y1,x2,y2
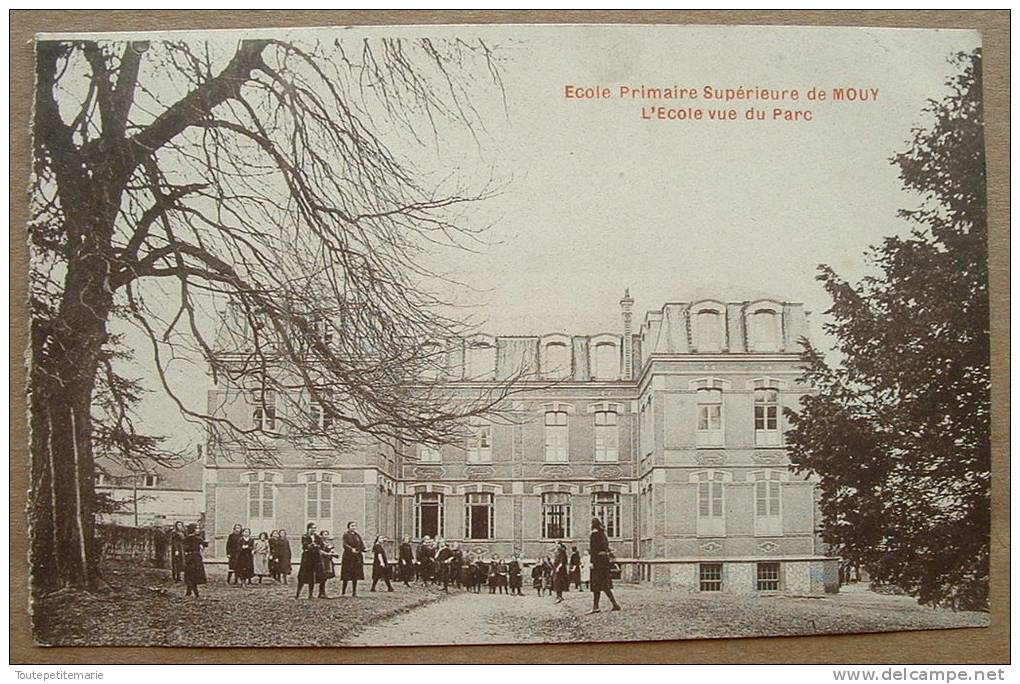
[
  {"x1": 466, "y1": 339, "x2": 496, "y2": 380},
  {"x1": 694, "y1": 309, "x2": 724, "y2": 352},
  {"x1": 749, "y1": 309, "x2": 780, "y2": 351},
  {"x1": 592, "y1": 342, "x2": 619, "y2": 380},
  {"x1": 543, "y1": 341, "x2": 570, "y2": 379},
  {"x1": 309, "y1": 402, "x2": 333, "y2": 431}
]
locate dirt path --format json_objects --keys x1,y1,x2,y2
[{"x1": 345, "y1": 590, "x2": 581, "y2": 647}]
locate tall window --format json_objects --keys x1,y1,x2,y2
[
  {"x1": 594, "y1": 410, "x2": 619, "y2": 462},
  {"x1": 544, "y1": 342, "x2": 570, "y2": 379},
  {"x1": 592, "y1": 491, "x2": 621, "y2": 538},
  {"x1": 752, "y1": 471, "x2": 783, "y2": 536},
  {"x1": 309, "y1": 402, "x2": 333, "y2": 431},
  {"x1": 468, "y1": 423, "x2": 492, "y2": 463},
  {"x1": 695, "y1": 471, "x2": 725, "y2": 537},
  {"x1": 418, "y1": 444, "x2": 441, "y2": 463},
  {"x1": 544, "y1": 411, "x2": 569, "y2": 462},
  {"x1": 749, "y1": 310, "x2": 779, "y2": 351},
  {"x1": 593, "y1": 342, "x2": 619, "y2": 380},
  {"x1": 251, "y1": 393, "x2": 276, "y2": 431},
  {"x1": 245, "y1": 472, "x2": 277, "y2": 529},
  {"x1": 304, "y1": 472, "x2": 333, "y2": 527},
  {"x1": 696, "y1": 389, "x2": 724, "y2": 446},
  {"x1": 415, "y1": 492, "x2": 444, "y2": 539},
  {"x1": 754, "y1": 388, "x2": 780, "y2": 445},
  {"x1": 141, "y1": 474, "x2": 158, "y2": 488},
  {"x1": 757, "y1": 562, "x2": 781, "y2": 591},
  {"x1": 542, "y1": 492, "x2": 571, "y2": 539},
  {"x1": 694, "y1": 309, "x2": 723, "y2": 352},
  {"x1": 464, "y1": 492, "x2": 494, "y2": 539},
  {"x1": 467, "y1": 341, "x2": 496, "y2": 380}
]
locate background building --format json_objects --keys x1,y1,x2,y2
[
  {"x1": 95, "y1": 449, "x2": 205, "y2": 528},
  {"x1": 204, "y1": 291, "x2": 839, "y2": 594}
]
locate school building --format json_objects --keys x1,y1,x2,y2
[{"x1": 203, "y1": 291, "x2": 840, "y2": 595}]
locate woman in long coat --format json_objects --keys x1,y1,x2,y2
[
  {"x1": 569, "y1": 544, "x2": 582, "y2": 590},
  {"x1": 296, "y1": 523, "x2": 322, "y2": 598},
  {"x1": 182, "y1": 523, "x2": 208, "y2": 597},
  {"x1": 170, "y1": 521, "x2": 186, "y2": 582},
  {"x1": 588, "y1": 517, "x2": 621, "y2": 613},
  {"x1": 397, "y1": 536, "x2": 415, "y2": 587},
  {"x1": 268, "y1": 530, "x2": 280, "y2": 580},
  {"x1": 340, "y1": 521, "x2": 365, "y2": 596},
  {"x1": 552, "y1": 541, "x2": 570, "y2": 602},
  {"x1": 276, "y1": 529, "x2": 293, "y2": 583},
  {"x1": 253, "y1": 532, "x2": 271, "y2": 583},
  {"x1": 235, "y1": 528, "x2": 256, "y2": 586},
  {"x1": 225, "y1": 523, "x2": 243, "y2": 585},
  {"x1": 371, "y1": 535, "x2": 394, "y2": 592},
  {"x1": 315, "y1": 530, "x2": 337, "y2": 598}
]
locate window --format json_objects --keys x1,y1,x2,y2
[
  {"x1": 310, "y1": 403, "x2": 333, "y2": 431},
  {"x1": 594, "y1": 411, "x2": 619, "y2": 462},
  {"x1": 96, "y1": 473, "x2": 109, "y2": 487},
  {"x1": 468, "y1": 423, "x2": 492, "y2": 463},
  {"x1": 694, "y1": 309, "x2": 724, "y2": 352},
  {"x1": 245, "y1": 472, "x2": 277, "y2": 528},
  {"x1": 418, "y1": 444, "x2": 441, "y2": 463},
  {"x1": 754, "y1": 388, "x2": 780, "y2": 445},
  {"x1": 700, "y1": 563, "x2": 723, "y2": 591},
  {"x1": 640, "y1": 396, "x2": 653, "y2": 457},
  {"x1": 251, "y1": 392, "x2": 276, "y2": 431},
  {"x1": 696, "y1": 389, "x2": 724, "y2": 446},
  {"x1": 696, "y1": 471, "x2": 725, "y2": 537},
  {"x1": 464, "y1": 492, "x2": 494, "y2": 539},
  {"x1": 415, "y1": 492, "x2": 444, "y2": 539},
  {"x1": 592, "y1": 342, "x2": 619, "y2": 381},
  {"x1": 544, "y1": 411, "x2": 569, "y2": 462},
  {"x1": 757, "y1": 562, "x2": 781, "y2": 591},
  {"x1": 542, "y1": 492, "x2": 571, "y2": 539},
  {"x1": 467, "y1": 341, "x2": 496, "y2": 380},
  {"x1": 752, "y1": 471, "x2": 783, "y2": 536},
  {"x1": 544, "y1": 342, "x2": 570, "y2": 379},
  {"x1": 141, "y1": 474, "x2": 158, "y2": 488},
  {"x1": 749, "y1": 310, "x2": 779, "y2": 351},
  {"x1": 304, "y1": 472, "x2": 333, "y2": 526},
  {"x1": 592, "y1": 491, "x2": 621, "y2": 538}
]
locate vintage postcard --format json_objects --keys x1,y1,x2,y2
[{"x1": 26, "y1": 23, "x2": 989, "y2": 649}]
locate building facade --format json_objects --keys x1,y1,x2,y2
[
  {"x1": 96, "y1": 451, "x2": 205, "y2": 528},
  {"x1": 204, "y1": 292, "x2": 839, "y2": 594}
]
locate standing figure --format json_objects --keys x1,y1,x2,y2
[
  {"x1": 473, "y1": 559, "x2": 487, "y2": 593},
  {"x1": 340, "y1": 521, "x2": 365, "y2": 597},
  {"x1": 541, "y1": 556, "x2": 554, "y2": 595},
  {"x1": 276, "y1": 529, "x2": 293, "y2": 584},
  {"x1": 316, "y1": 530, "x2": 338, "y2": 598},
  {"x1": 182, "y1": 523, "x2": 208, "y2": 597},
  {"x1": 552, "y1": 541, "x2": 570, "y2": 603},
  {"x1": 487, "y1": 555, "x2": 499, "y2": 594},
  {"x1": 253, "y1": 532, "x2": 271, "y2": 583},
  {"x1": 508, "y1": 554, "x2": 523, "y2": 596},
  {"x1": 450, "y1": 542, "x2": 464, "y2": 588},
  {"x1": 296, "y1": 522, "x2": 321, "y2": 599},
  {"x1": 496, "y1": 557, "x2": 510, "y2": 595},
  {"x1": 268, "y1": 530, "x2": 280, "y2": 581},
  {"x1": 588, "y1": 517, "x2": 621, "y2": 613},
  {"x1": 398, "y1": 536, "x2": 415, "y2": 587},
  {"x1": 461, "y1": 553, "x2": 475, "y2": 592},
  {"x1": 580, "y1": 550, "x2": 591, "y2": 590},
  {"x1": 170, "y1": 521, "x2": 186, "y2": 583},
  {"x1": 532, "y1": 561, "x2": 545, "y2": 596},
  {"x1": 371, "y1": 535, "x2": 395, "y2": 592},
  {"x1": 418, "y1": 537, "x2": 435, "y2": 585},
  {"x1": 225, "y1": 523, "x2": 243, "y2": 585},
  {"x1": 569, "y1": 544, "x2": 582, "y2": 590},
  {"x1": 235, "y1": 528, "x2": 255, "y2": 586},
  {"x1": 435, "y1": 540, "x2": 453, "y2": 593}
]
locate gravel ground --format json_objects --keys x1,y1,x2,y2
[{"x1": 32, "y1": 562, "x2": 450, "y2": 647}]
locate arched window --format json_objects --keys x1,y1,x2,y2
[
  {"x1": 415, "y1": 491, "x2": 444, "y2": 539},
  {"x1": 464, "y1": 492, "x2": 494, "y2": 540},
  {"x1": 467, "y1": 422, "x2": 492, "y2": 463},
  {"x1": 544, "y1": 411, "x2": 569, "y2": 462},
  {"x1": 694, "y1": 309, "x2": 724, "y2": 352},
  {"x1": 542, "y1": 492, "x2": 571, "y2": 539},
  {"x1": 749, "y1": 309, "x2": 780, "y2": 351},
  {"x1": 304, "y1": 472, "x2": 333, "y2": 529},
  {"x1": 751, "y1": 471, "x2": 783, "y2": 536},
  {"x1": 592, "y1": 342, "x2": 619, "y2": 381},
  {"x1": 591, "y1": 491, "x2": 621, "y2": 538},
  {"x1": 466, "y1": 340, "x2": 496, "y2": 380},
  {"x1": 696, "y1": 388, "x2": 724, "y2": 446},
  {"x1": 244, "y1": 471, "x2": 278, "y2": 530},
  {"x1": 594, "y1": 411, "x2": 619, "y2": 462},
  {"x1": 544, "y1": 341, "x2": 570, "y2": 379},
  {"x1": 754, "y1": 387, "x2": 780, "y2": 445}
]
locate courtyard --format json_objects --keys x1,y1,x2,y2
[{"x1": 32, "y1": 562, "x2": 989, "y2": 648}]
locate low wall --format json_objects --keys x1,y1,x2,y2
[
  {"x1": 97, "y1": 523, "x2": 171, "y2": 568},
  {"x1": 617, "y1": 556, "x2": 841, "y2": 595}
]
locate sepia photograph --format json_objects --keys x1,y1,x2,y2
[{"x1": 23, "y1": 21, "x2": 991, "y2": 652}]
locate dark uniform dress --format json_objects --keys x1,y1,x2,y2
[
  {"x1": 569, "y1": 549, "x2": 581, "y2": 588},
  {"x1": 589, "y1": 528, "x2": 614, "y2": 593},
  {"x1": 531, "y1": 563, "x2": 544, "y2": 590},
  {"x1": 372, "y1": 542, "x2": 393, "y2": 591},
  {"x1": 509, "y1": 559, "x2": 523, "y2": 593},
  {"x1": 436, "y1": 546, "x2": 453, "y2": 587},
  {"x1": 170, "y1": 529, "x2": 186, "y2": 581},
  {"x1": 340, "y1": 529, "x2": 365, "y2": 581},
  {"x1": 235, "y1": 536, "x2": 255, "y2": 581},
  {"x1": 275, "y1": 538, "x2": 292, "y2": 576},
  {"x1": 553, "y1": 545, "x2": 570, "y2": 595},
  {"x1": 226, "y1": 531, "x2": 242, "y2": 574},
  {"x1": 398, "y1": 542, "x2": 415, "y2": 583},
  {"x1": 418, "y1": 543, "x2": 435, "y2": 582},
  {"x1": 317, "y1": 539, "x2": 337, "y2": 580},
  {"x1": 297, "y1": 533, "x2": 323, "y2": 584},
  {"x1": 182, "y1": 532, "x2": 208, "y2": 587}
]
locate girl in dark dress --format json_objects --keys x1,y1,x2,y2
[
  {"x1": 340, "y1": 521, "x2": 365, "y2": 597},
  {"x1": 569, "y1": 544, "x2": 582, "y2": 590},
  {"x1": 276, "y1": 529, "x2": 293, "y2": 583},
  {"x1": 170, "y1": 521, "x2": 186, "y2": 582},
  {"x1": 268, "y1": 530, "x2": 280, "y2": 581},
  {"x1": 296, "y1": 523, "x2": 321, "y2": 599},
  {"x1": 532, "y1": 561, "x2": 545, "y2": 596},
  {"x1": 235, "y1": 528, "x2": 255, "y2": 586},
  {"x1": 553, "y1": 541, "x2": 570, "y2": 603},
  {"x1": 588, "y1": 517, "x2": 621, "y2": 613},
  {"x1": 398, "y1": 536, "x2": 415, "y2": 587},
  {"x1": 315, "y1": 530, "x2": 337, "y2": 598},
  {"x1": 182, "y1": 523, "x2": 208, "y2": 597},
  {"x1": 225, "y1": 523, "x2": 243, "y2": 585},
  {"x1": 509, "y1": 554, "x2": 523, "y2": 596},
  {"x1": 371, "y1": 535, "x2": 394, "y2": 592}
]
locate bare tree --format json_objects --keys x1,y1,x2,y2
[{"x1": 30, "y1": 35, "x2": 516, "y2": 593}]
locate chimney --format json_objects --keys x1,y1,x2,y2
[{"x1": 620, "y1": 289, "x2": 635, "y2": 380}]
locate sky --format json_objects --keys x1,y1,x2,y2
[{"x1": 48, "y1": 24, "x2": 982, "y2": 454}]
